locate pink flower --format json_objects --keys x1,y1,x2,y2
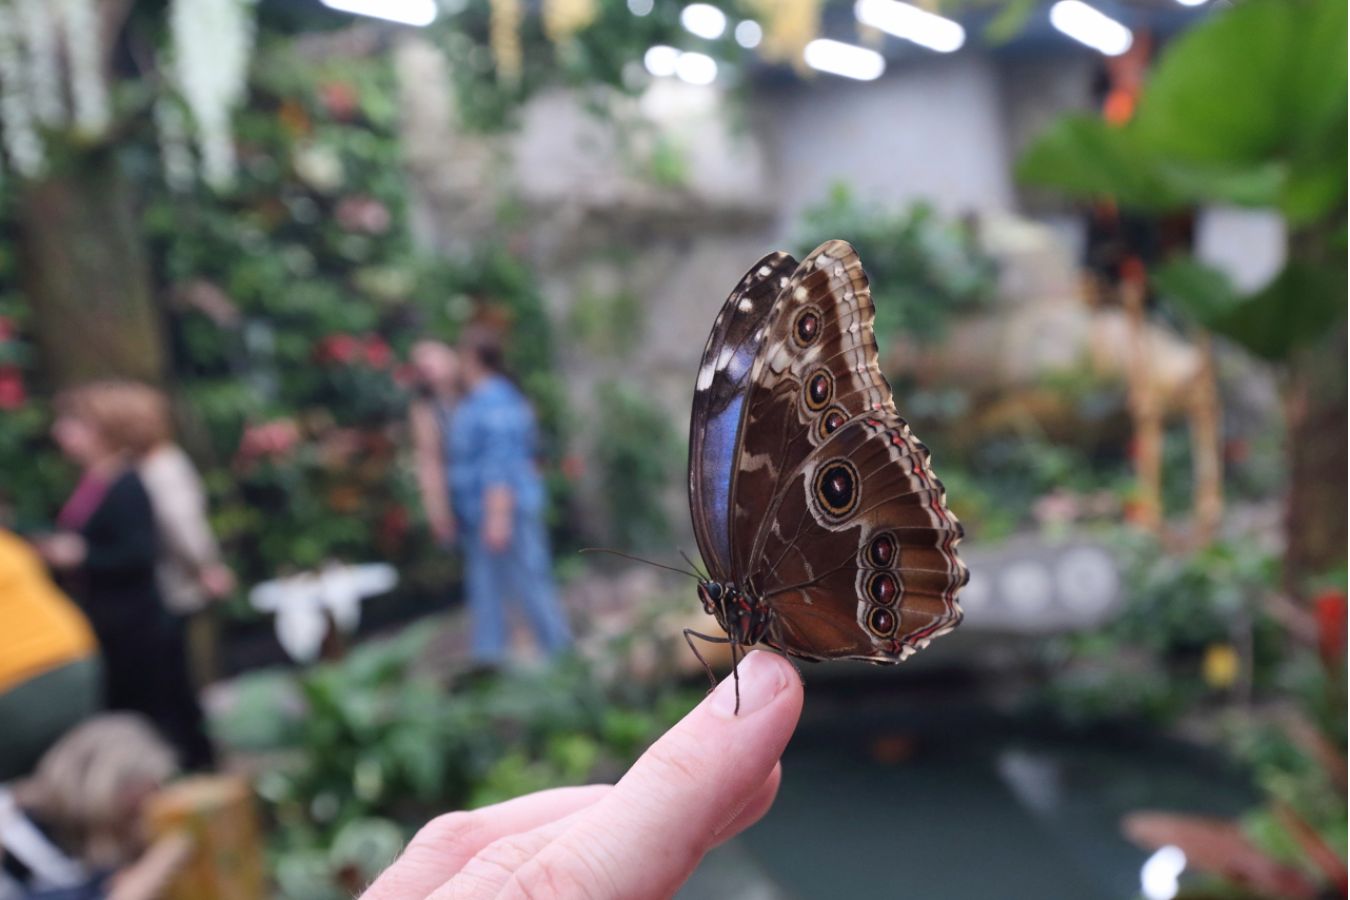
[
  {"x1": 316, "y1": 333, "x2": 361, "y2": 364},
  {"x1": 364, "y1": 335, "x2": 392, "y2": 368},
  {"x1": 0, "y1": 366, "x2": 24, "y2": 410},
  {"x1": 335, "y1": 195, "x2": 391, "y2": 235}
]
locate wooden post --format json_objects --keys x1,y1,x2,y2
[
  {"x1": 1121, "y1": 269, "x2": 1162, "y2": 532},
  {"x1": 1189, "y1": 330, "x2": 1224, "y2": 545}
]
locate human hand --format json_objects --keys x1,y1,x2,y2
[
  {"x1": 482, "y1": 511, "x2": 511, "y2": 553},
  {"x1": 431, "y1": 515, "x2": 457, "y2": 549},
  {"x1": 36, "y1": 532, "x2": 86, "y2": 569},
  {"x1": 360, "y1": 651, "x2": 802, "y2": 900},
  {"x1": 199, "y1": 563, "x2": 237, "y2": 600}
]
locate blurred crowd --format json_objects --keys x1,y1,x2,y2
[{"x1": 0, "y1": 323, "x2": 571, "y2": 898}]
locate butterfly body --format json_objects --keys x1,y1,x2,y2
[{"x1": 688, "y1": 241, "x2": 967, "y2": 667}]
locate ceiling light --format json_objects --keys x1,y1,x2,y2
[
  {"x1": 680, "y1": 4, "x2": 727, "y2": 40},
  {"x1": 854, "y1": 0, "x2": 964, "y2": 53},
  {"x1": 735, "y1": 20, "x2": 763, "y2": 49},
  {"x1": 320, "y1": 0, "x2": 437, "y2": 26},
  {"x1": 803, "y1": 39, "x2": 886, "y2": 81},
  {"x1": 675, "y1": 51, "x2": 718, "y2": 85},
  {"x1": 1050, "y1": 0, "x2": 1133, "y2": 56}
]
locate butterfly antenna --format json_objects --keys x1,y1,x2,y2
[
  {"x1": 579, "y1": 548, "x2": 702, "y2": 580},
  {"x1": 679, "y1": 549, "x2": 709, "y2": 582}
]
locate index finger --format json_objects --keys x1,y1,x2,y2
[{"x1": 508, "y1": 651, "x2": 803, "y2": 898}]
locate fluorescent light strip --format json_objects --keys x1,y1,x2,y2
[
  {"x1": 320, "y1": 0, "x2": 437, "y2": 26},
  {"x1": 1049, "y1": 0, "x2": 1133, "y2": 56},
  {"x1": 854, "y1": 0, "x2": 964, "y2": 53},
  {"x1": 680, "y1": 3, "x2": 727, "y2": 39},
  {"x1": 803, "y1": 39, "x2": 885, "y2": 81}
]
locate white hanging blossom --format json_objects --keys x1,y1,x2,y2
[
  {"x1": 0, "y1": 5, "x2": 43, "y2": 177},
  {"x1": 170, "y1": 0, "x2": 257, "y2": 191},
  {"x1": 59, "y1": 0, "x2": 110, "y2": 137},
  {"x1": 154, "y1": 96, "x2": 195, "y2": 191},
  {"x1": 16, "y1": 0, "x2": 63, "y2": 127}
]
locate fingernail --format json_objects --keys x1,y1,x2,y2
[{"x1": 710, "y1": 651, "x2": 787, "y2": 719}]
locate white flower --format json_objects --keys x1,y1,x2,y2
[{"x1": 170, "y1": 0, "x2": 257, "y2": 190}]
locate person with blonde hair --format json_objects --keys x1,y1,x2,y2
[
  {"x1": 117, "y1": 383, "x2": 234, "y2": 686},
  {"x1": 1, "y1": 713, "x2": 179, "y2": 898},
  {"x1": 34, "y1": 382, "x2": 214, "y2": 771}
]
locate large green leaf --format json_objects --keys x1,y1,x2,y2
[
  {"x1": 1018, "y1": 0, "x2": 1347, "y2": 222},
  {"x1": 1155, "y1": 257, "x2": 1347, "y2": 361},
  {"x1": 1017, "y1": 116, "x2": 1286, "y2": 210},
  {"x1": 1015, "y1": 115, "x2": 1182, "y2": 209},
  {"x1": 1151, "y1": 257, "x2": 1243, "y2": 328},
  {"x1": 1213, "y1": 262, "x2": 1348, "y2": 361}
]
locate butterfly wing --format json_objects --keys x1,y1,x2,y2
[
  {"x1": 729, "y1": 240, "x2": 965, "y2": 661},
  {"x1": 688, "y1": 251, "x2": 799, "y2": 581}
]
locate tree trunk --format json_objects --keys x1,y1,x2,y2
[
  {"x1": 19, "y1": 148, "x2": 164, "y2": 388},
  {"x1": 1284, "y1": 323, "x2": 1347, "y2": 593}
]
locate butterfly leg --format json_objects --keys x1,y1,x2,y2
[{"x1": 683, "y1": 628, "x2": 733, "y2": 694}]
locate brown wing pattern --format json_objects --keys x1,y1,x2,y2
[
  {"x1": 688, "y1": 251, "x2": 798, "y2": 581},
  {"x1": 727, "y1": 240, "x2": 966, "y2": 662},
  {"x1": 754, "y1": 416, "x2": 966, "y2": 662},
  {"x1": 729, "y1": 240, "x2": 895, "y2": 575}
]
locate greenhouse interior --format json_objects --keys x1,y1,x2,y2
[{"x1": 0, "y1": 0, "x2": 1344, "y2": 898}]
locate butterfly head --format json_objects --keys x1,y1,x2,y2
[{"x1": 697, "y1": 580, "x2": 772, "y2": 646}]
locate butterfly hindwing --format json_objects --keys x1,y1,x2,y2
[
  {"x1": 752, "y1": 415, "x2": 965, "y2": 662},
  {"x1": 688, "y1": 251, "x2": 799, "y2": 582},
  {"x1": 727, "y1": 240, "x2": 966, "y2": 662}
]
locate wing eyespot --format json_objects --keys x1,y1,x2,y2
[
  {"x1": 812, "y1": 459, "x2": 860, "y2": 520},
  {"x1": 804, "y1": 369, "x2": 833, "y2": 411},
  {"x1": 793, "y1": 308, "x2": 822, "y2": 347}
]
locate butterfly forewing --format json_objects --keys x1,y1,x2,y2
[
  {"x1": 688, "y1": 251, "x2": 799, "y2": 582},
  {"x1": 725, "y1": 240, "x2": 966, "y2": 662}
]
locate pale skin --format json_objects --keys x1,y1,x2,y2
[
  {"x1": 360, "y1": 651, "x2": 802, "y2": 900},
  {"x1": 410, "y1": 340, "x2": 460, "y2": 547},
  {"x1": 34, "y1": 411, "x2": 120, "y2": 569}
]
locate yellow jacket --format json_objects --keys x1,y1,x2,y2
[{"x1": 0, "y1": 529, "x2": 97, "y2": 693}]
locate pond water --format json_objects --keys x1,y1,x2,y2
[{"x1": 682, "y1": 668, "x2": 1255, "y2": 900}]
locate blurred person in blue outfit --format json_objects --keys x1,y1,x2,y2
[{"x1": 448, "y1": 324, "x2": 571, "y2": 666}]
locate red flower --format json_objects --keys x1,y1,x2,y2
[
  {"x1": 235, "y1": 418, "x2": 302, "y2": 468},
  {"x1": 1314, "y1": 589, "x2": 1346, "y2": 666},
  {"x1": 364, "y1": 335, "x2": 392, "y2": 368},
  {"x1": 316, "y1": 333, "x2": 361, "y2": 364},
  {"x1": 0, "y1": 365, "x2": 24, "y2": 410},
  {"x1": 319, "y1": 81, "x2": 360, "y2": 121},
  {"x1": 560, "y1": 454, "x2": 584, "y2": 481}
]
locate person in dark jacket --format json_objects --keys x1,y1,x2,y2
[{"x1": 34, "y1": 382, "x2": 214, "y2": 771}]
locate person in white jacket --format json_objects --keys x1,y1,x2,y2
[{"x1": 122, "y1": 384, "x2": 235, "y2": 685}]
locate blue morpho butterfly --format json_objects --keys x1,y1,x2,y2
[
  {"x1": 585, "y1": 241, "x2": 967, "y2": 712},
  {"x1": 681, "y1": 240, "x2": 968, "y2": 711}
]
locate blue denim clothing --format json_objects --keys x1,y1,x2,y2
[
  {"x1": 463, "y1": 511, "x2": 572, "y2": 663},
  {"x1": 445, "y1": 375, "x2": 545, "y2": 528},
  {"x1": 446, "y1": 375, "x2": 570, "y2": 662}
]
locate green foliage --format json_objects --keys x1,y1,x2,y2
[
  {"x1": 212, "y1": 621, "x2": 697, "y2": 899},
  {"x1": 592, "y1": 380, "x2": 683, "y2": 551},
  {"x1": 1153, "y1": 258, "x2": 1348, "y2": 363},
  {"x1": 794, "y1": 185, "x2": 997, "y2": 348},
  {"x1": 1044, "y1": 533, "x2": 1286, "y2": 725},
  {"x1": 1017, "y1": 0, "x2": 1348, "y2": 364}
]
